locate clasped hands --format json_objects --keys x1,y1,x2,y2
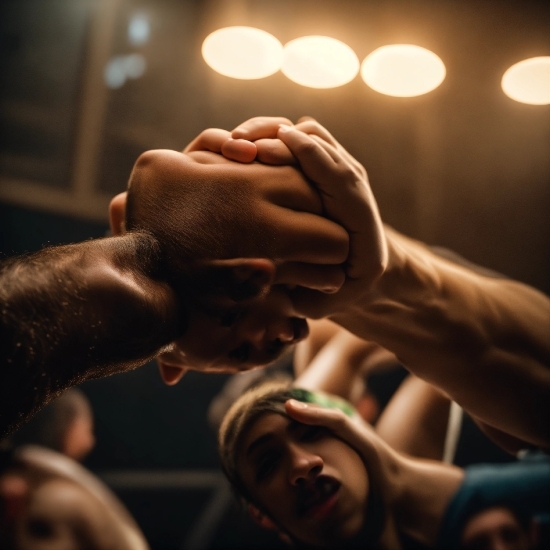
[
  {"x1": 110, "y1": 116, "x2": 388, "y2": 377},
  {"x1": 186, "y1": 116, "x2": 388, "y2": 314}
]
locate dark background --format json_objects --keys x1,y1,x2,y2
[{"x1": 1, "y1": 0, "x2": 548, "y2": 548}]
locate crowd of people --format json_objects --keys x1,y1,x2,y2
[{"x1": 1, "y1": 116, "x2": 549, "y2": 548}]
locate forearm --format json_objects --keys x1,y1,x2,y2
[
  {"x1": 375, "y1": 375, "x2": 451, "y2": 460},
  {"x1": 332, "y1": 227, "x2": 550, "y2": 448},
  {"x1": 0, "y1": 232, "x2": 180, "y2": 438},
  {"x1": 294, "y1": 329, "x2": 379, "y2": 403}
]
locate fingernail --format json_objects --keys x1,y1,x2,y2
[
  {"x1": 321, "y1": 286, "x2": 338, "y2": 294},
  {"x1": 288, "y1": 399, "x2": 308, "y2": 409},
  {"x1": 278, "y1": 124, "x2": 292, "y2": 133}
]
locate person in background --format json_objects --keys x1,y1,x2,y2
[
  {"x1": 7, "y1": 388, "x2": 95, "y2": 463},
  {"x1": 217, "y1": 379, "x2": 549, "y2": 549},
  {"x1": 0, "y1": 389, "x2": 149, "y2": 549}
]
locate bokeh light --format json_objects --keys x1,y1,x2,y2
[
  {"x1": 128, "y1": 13, "x2": 150, "y2": 46},
  {"x1": 282, "y1": 36, "x2": 359, "y2": 89},
  {"x1": 501, "y1": 57, "x2": 550, "y2": 105},
  {"x1": 202, "y1": 27, "x2": 283, "y2": 79},
  {"x1": 361, "y1": 44, "x2": 446, "y2": 97}
]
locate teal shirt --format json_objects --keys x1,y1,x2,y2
[{"x1": 437, "y1": 452, "x2": 550, "y2": 549}]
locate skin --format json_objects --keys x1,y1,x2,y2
[
  {"x1": 61, "y1": 412, "x2": 95, "y2": 463},
  {"x1": 0, "y1": 446, "x2": 148, "y2": 550},
  {"x1": 237, "y1": 413, "x2": 369, "y2": 548},
  {"x1": 236, "y1": 401, "x2": 464, "y2": 549},
  {"x1": 181, "y1": 116, "x2": 550, "y2": 451},
  {"x1": 460, "y1": 507, "x2": 531, "y2": 550},
  {"x1": 294, "y1": 319, "x2": 452, "y2": 461},
  {"x1": 110, "y1": 147, "x2": 350, "y2": 379}
]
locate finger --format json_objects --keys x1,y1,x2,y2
[
  {"x1": 290, "y1": 287, "x2": 337, "y2": 319},
  {"x1": 192, "y1": 258, "x2": 276, "y2": 302},
  {"x1": 232, "y1": 116, "x2": 293, "y2": 140},
  {"x1": 294, "y1": 120, "x2": 341, "y2": 149},
  {"x1": 296, "y1": 115, "x2": 317, "y2": 124},
  {"x1": 277, "y1": 125, "x2": 342, "y2": 186},
  {"x1": 183, "y1": 128, "x2": 231, "y2": 153},
  {"x1": 255, "y1": 138, "x2": 297, "y2": 165},
  {"x1": 263, "y1": 204, "x2": 348, "y2": 264},
  {"x1": 109, "y1": 192, "x2": 127, "y2": 235},
  {"x1": 294, "y1": 120, "x2": 366, "y2": 176},
  {"x1": 285, "y1": 399, "x2": 370, "y2": 451},
  {"x1": 221, "y1": 139, "x2": 257, "y2": 163},
  {"x1": 275, "y1": 262, "x2": 345, "y2": 293}
]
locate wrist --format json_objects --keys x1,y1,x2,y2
[{"x1": 91, "y1": 232, "x2": 183, "y2": 345}]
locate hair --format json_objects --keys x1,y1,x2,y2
[
  {"x1": 218, "y1": 379, "x2": 294, "y2": 503},
  {"x1": 8, "y1": 388, "x2": 91, "y2": 454},
  {"x1": 218, "y1": 379, "x2": 357, "y2": 504}
]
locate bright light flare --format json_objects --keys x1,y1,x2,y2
[
  {"x1": 501, "y1": 57, "x2": 550, "y2": 105},
  {"x1": 202, "y1": 26, "x2": 283, "y2": 79},
  {"x1": 282, "y1": 36, "x2": 359, "y2": 89},
  {"x1": 361, "y1": 44, "x2": 446, "y2": 97}
]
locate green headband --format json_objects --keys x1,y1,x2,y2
[{"x1": 289, "y1": 388, "x2": 356, "y2": 418}]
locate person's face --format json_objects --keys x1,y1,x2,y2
[
  {"x1": 237, "y1": 413, "x2": 369, "y2": 547},
  {"x1": 461, "y1": 507, "x2": 530, "y2": 550}
]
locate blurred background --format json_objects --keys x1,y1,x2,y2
[{"x1": 1, "y1": 0, "x2": 549, "y2": 548}]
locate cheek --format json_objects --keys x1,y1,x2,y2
[{"x1": 330, "y1": 443, "x2": 369, "y2": 502}]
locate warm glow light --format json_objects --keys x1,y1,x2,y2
[
  {"x1": 202, "y1": 27, "x2": 282, "y2": 79},
  {"x1": 282, "y1": 36, "x2": 359, "y2": 89},
  {"x1": 361, "y1": 44, "x2": 446, "y2": 97},
  {"x1": 501, "y1": 57, "x2": 550, "y2": 105}
]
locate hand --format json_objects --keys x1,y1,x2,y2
[
  {"x1": 228, "y1": 117, "x2": 389, "y2": 318},
  {"x1": 109, "y1": 142, "x2": 351, "y2": 379},
  {"x1": 184, "y1": 117, "x2": 299, "y2": 165},
  {"x1": 285, "y1": 398, "x2": 372, "y2": 449}
]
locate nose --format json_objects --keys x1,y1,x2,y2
[{"x1": 287, "y1": 443, "x2": 323, "y2": 486}]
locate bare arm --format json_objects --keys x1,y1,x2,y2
[
  {"x1": 219, "y1": 117, "x2": 550, "y2": 449},
  {"x1": 294, "y1": 319, "x2": 397, "y2": 406},
  {"x1": 0, "y1": 232, "x2": 180, "y2": 439},
  {"x1": 375, "y1": 376, "x2": 451, "y2": 460},
  {"x1": 331, "y1": 227, "x2": 550, "y2": 449}
]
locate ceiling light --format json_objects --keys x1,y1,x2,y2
[
  {"x1": 361, "y1": 44, "x2": 446, "y2": 97},
  {"x1": 501, "y1": 57, "x2": 550, "y2": 105},
  {"x1": 282, "y1": 36, "x2": 359, "y2": 89},
  {"x1": 202, "y1": 27, "x2": 283, "y2": 79}
]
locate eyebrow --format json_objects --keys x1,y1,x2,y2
[
  {"x1": 245, "y1": 419, "x2": 304, "y2": 457},
  {"x1": 246, "y1": 433, "x2": 275, "y2": 456}
]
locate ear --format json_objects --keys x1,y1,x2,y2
[
  {"x1": 109, "y1": 192, "x2": 127, "y2": 235},
  {"x1": 157, "y1": 361, "x2": 188, "y2": 386},
  {"x1": 203, "y1": 258, "x2": 276, "y2": 301}
]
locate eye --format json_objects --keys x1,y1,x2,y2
[
  {"x1": 218, "y1": 307, "x2": 244, "y2": 327},
  {"x1": 228, "y1": 342, "x2": 250, "y2": 363},
  {"x1": 255, "y1": 451, "x2": 281, "y2": 482}
]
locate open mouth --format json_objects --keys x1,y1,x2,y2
[{"x1": 297, "y1": 476, "x2": 340, "y2": 519}]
